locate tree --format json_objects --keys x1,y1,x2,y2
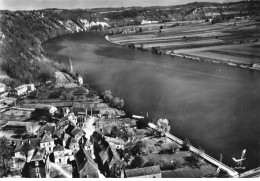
[
  {"x1": 157, "y1": 118, "x2": 171, "y2": 136},
  {"x1": 182, "y1": 138, "x2": 191, "y2": 151},
  {"x1": 132, "y1": 140, "x2": 148, "y2": 155},
  {"x1": 151, "y1": 46, "x2": 162, "y2": 54},
  {"x1": 102, "y1": 90, "x2": 114, "y2": 103},
  {"x1": 131, "y1": 156, "x2": 145, "y2": 168},
  {"x1": 110, "y1": 161, "x2": 124, "y2": 178},
  {"x1": 110, "y1": 125, "x2": 121, "y2": 138},
  {"x1": 38, "y1": 66, "x2": 54, "y2": 83},
  {"x1": 0, "y1": 137, "x2": 13, "y2": 177},
  {"x1": 128, "y1": 43, "x2": 135, "y2": 49},
  {"x1": 184, "y1": 153, "x2": 202, "y2": 168},
  {"x1": 112, "y1": 97, "x2": 124, "y2": 109}
]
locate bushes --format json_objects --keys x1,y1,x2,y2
[
  {"x1": 181, "y1": 138, "x2": 191, "y2": 151},
  {"x1": 101, "y1": 90, "x2": 124, "y2": 109},
  {"x1": 151, "y1": 46, "x2": 162, "y2": 55},
  {"x1": 128, "y1": 43, "x2": 135, "y2": 49}
]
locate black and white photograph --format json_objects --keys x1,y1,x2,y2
[{"x1": 0, "y1": 0, "x2": 259, "y2": 178}]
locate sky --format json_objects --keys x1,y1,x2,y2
[{"x1": 0, "y1": 0, "x2": 241, "y2": 11}]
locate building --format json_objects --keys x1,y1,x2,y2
[
  {"x1": 74, "y1": 148, "x2": 100, "y2": 178},
  {"x1": 12, "y1": 85, "x2": 28, "y2": 96},
  {"x1": 11, "y1": 84, "x2": 35, "y2": 96},
  {"x1": 0, "y1": 83, "x2": 6, "y2": 93},
  {"x1": 35, "y1": 104, "x2": 57, "y2": 116},
  {"x1": 62, "y1": 132, "x2": 71, "y2": 147},
  {"x1": 77, "y1": 75, "x2": 83, "y2": 85},
  {"x1": 104, "y1": 136, "x2": 126, "y2": 150},
  {"x1": 82, "y1": 137, "x2": 94, "y2": 159},
  {"x1": 40, "y1": 134, "x2": 55, "y2": 153},
  {"x1": 27, "y1": 148, "x2": 50, "y2": 178},
  {"x1": 14, "y1": 138, "x2": 41, "y2": 162},
  {"x1": 1, "y1": 121, "x2": 28, "y2": 132},
  {"x1": 60, "y1": 113, "x2": 77, "y2": 126},
  {"x1": 67, "y1": 137, "x2": 80, "y2": 154},
  {"x1": 124, "y1": 165, "x2": 162, "y2": 178},
  {"x1": 53, "y1": 144, "x2": 66, "y2": 164},
  {"x1": 71, "y1": 128, "x2": 85, "y2": 142}
]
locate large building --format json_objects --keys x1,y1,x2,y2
[{"x1": 11, "y1": 84, "x2": 35, "y2": 96}]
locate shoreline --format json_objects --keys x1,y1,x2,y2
[{"x1": 105, "y1": 35, "x2": 260, "y2": 72}]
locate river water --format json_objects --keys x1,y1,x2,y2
[{"x1": 43, "y1": 31, "x2": 260, "y2": 171}]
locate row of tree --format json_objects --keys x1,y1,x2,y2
[{"x1": 101, "y1": 90, "x2": 124, "y2": 109}]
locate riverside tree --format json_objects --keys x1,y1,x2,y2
[
  {"x1": 102, "y1": 90, "x2": 124, "y2": 109},
  {"x1": 157, "y1": 118, "x2": 171, "y2": 136}
]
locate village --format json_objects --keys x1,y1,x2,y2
[{"x1": 0, "y1": 70, "x2": 225, "y2": 178}]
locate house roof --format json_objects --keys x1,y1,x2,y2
[
  {"x1": 74, "y1": 148, "x2": 99, "y2": 178},
  {"x1": 99, "y1": 147, "x2": 109, "y2": 164},
  {"x1": 105, "y1": 136, "x2": 126, "y2": 146},
  {"x1": 71, "y1": 107, "x2": 86, "y2": 115},
  {"x1": 125, "y1": 165, "x2": 161, "y2": 178},
  {"x1": 67, "y1": 137, "x2": 78, "y2": 147},
  {"x1": 41, "y1": 134, "x2": 53, "y2": 143},
  {"x1": 90, "y1": 131, "x2": 103, "y2": 143},
  {"x1": 84, "y1": 139, "x2": 92, "y2": 147},
  {"x1": 71, "y1": 128, "x2": 84, "y2": 137},
  {"x1": 39, "y1": 123, "x2": 56, "y2": 134},
  {"x1": 57, "y1": 119, "x2": 70, "y2": 128},
  {"x1": 31, "y1": 148, "x2": 46, "y2": 161},
  {"x1": 108, "y1": 142, "x2": 121, "y2": 160},
  {"x1": 15, "y1": 138, "x2": 40, "y2": 152},
  {"x1": 54, "y1": 130, "x2": 62, "y2": 138},
  {"x1": 54, "y1": 144, "x2": 65, "y2": 152},
  {"x1": 35, "y1": 104, "x2": 55, "y2": 110},
  {"x1": 3, "y1": 121, "x2": 28, "y2": 127}
]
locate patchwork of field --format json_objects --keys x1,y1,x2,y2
[{"x1": 109, "y1": 20, "x2": 260, "y2": 67}]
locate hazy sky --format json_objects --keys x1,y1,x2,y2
[{"x1": 0, "y1": 0, "x2": 241, "y2": 10}]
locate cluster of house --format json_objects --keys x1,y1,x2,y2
[
  {"x1": 7, "y1": 101, "x2": 163, "y2": 178},
  {"x1": 89, "y1": 131, "x2": 162, "y2": 178},
  {"x1": 11, "y1": 105, "x2": 99, "y2": 178}
]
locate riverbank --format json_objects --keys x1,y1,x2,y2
[{"x1": 106, "y1": 20, "x2": 260, "y2": 71}]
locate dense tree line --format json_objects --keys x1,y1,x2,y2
[{"x1": 101, "y1": 90, "x2": 124, "y2": 109}]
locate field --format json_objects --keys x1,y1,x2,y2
[{"x1": 108, "y1": 20, "x2": 260, "y2": 67}]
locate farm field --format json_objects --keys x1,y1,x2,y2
[{"x1": 108, "y1": 20, "x2": 260, "y2": 67}]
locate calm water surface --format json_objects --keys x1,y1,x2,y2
[{"x1": 43, "y1": 31, "x2": 260, "y2": 171}]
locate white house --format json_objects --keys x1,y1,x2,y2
[
  {"x1": 13, "y1": 85, "x2": 28, "y2": 96},
  {"x1": 40, "y1": 134, "x2": 55, "y2": 153},
  {"x1": 11, "y1": 84, "x2": 36, "y2": 96},
  {"x1": 77, "y1": 75, "x2": 83, "y2": 85},
  {"x1": 0, "y1": 83, "x2": 6, "y2": 93}
]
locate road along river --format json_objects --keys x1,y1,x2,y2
[{"x1": 43, "y1": 31, "x2": 260, "y2": 171}]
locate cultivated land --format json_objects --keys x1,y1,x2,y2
[{"x1": 108, "y1": 20, "x2": 260, "y2": 68}]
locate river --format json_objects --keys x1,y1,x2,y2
[{"x1": 43, "y1": 31, "x2": 260, "y2": 171}]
